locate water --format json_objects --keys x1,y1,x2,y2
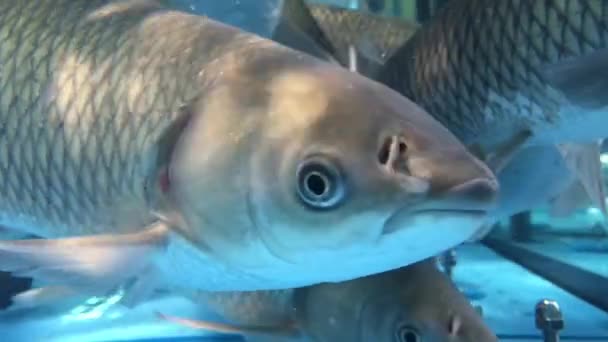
[{"x1": 1, "y1": 1, "x2": 608, "y2": 341}]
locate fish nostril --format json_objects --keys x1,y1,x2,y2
[
  {"x1": 378, "y1": 137, "x2": 392, "y2": 165},
  {"x1": 378, "y1": 135, "x2": 408, "y2": 171}
]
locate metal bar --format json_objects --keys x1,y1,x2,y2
[
  {"x1": 498, "y1": 334, "x2": 608, "y2": 341},
  {"x1": 415, "y1": 0, "x2": 431, "y2": 22},
  {"x1": 483, "y1": 238, "x2": 608, "y2": 313}
]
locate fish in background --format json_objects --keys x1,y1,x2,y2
[
  {"x1": 271, "y1": 0, "x2": 340, "y2": 62},
  {"x1": 0, "y1": 0, "x2": 498, "y2": 312},
  {"x1": 375, "y1": 0, "x2": 608, "y2": 221},
  {"x1": 275, "y1": 0, "x2": 419, "y2": 76},
  {"x1": 379, "y1": 0, "x2": 608, "y2": 151},
  {"x1": 462, "y1": 141, "x2": 607, "y2": 239},
  {"x1": 159, "y1": 259, "x2": 498, "y2": 342},
  {"x1": 306, "y1": 2, "x2": 419, "y2": 72}
]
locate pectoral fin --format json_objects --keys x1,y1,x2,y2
[
  {"x1": 0, "y1": 222, "x2": 170, "y2": 299},
  {"x1": 157, "y1": 312, "x2": 300, "y2": 338},
  {"x1": 468, "y1": 130, "x2": 532, "y2": 174},
  {"x1": 8, "y1": 285, "x2": 80, "y2": 310},
  {"x1": 549, "y1": 180, "x2": 590, "y2": 217},
  {"x1": 557, "y1": 141, "x2": 607, "y2": 221},
  {"x1": 466, "y1": 222, "x2": 496, "y2": 242}
]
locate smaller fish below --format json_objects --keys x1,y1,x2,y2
[{"x1": 159, "y1": 259, "x2": 498, "y2": 342}]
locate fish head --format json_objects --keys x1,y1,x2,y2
[
  {"x1": 295, "y1": 260, "x2": 498, "y2": 342},
  {"x1": 168, "y1": 47, "x2": 498, "y2": 288}
]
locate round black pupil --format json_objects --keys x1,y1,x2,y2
[
  {"x1": 402, "y1": 331, "x2": 417, "y2": 342},
  {"x1": 306, "y1": 173, "x2": 327, "y2": 197}
]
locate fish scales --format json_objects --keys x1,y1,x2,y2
[
  {"x1": 380, "y1": 0, "x2": 608, "y2": 145},
  {"x1": 0, "y1": 0, "x2": 499, "y2": 294},
  {"x1": 0, "y1": 0, "x2": 263, "y2": 237},
  {"x1": 308, "y1": 3, "x2": 418, "y2": 63}
]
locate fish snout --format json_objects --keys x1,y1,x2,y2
[
  {"x1": 437, "y1": 177, "x2": 499, "y2": 212},
  {"x1": 406, "y1": 150, "x2": 499, "y2": 213}
]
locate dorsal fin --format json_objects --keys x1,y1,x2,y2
[{"x1": 272, "y1": 0, "x2": 338, "y2": 62}]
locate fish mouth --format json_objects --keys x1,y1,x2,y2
[
  {"x1": 382, "y1": 207, "x2": 489, "y2": 236},
  {"x1": 411, "y1": 208, "x2": 488, "y2": 215}
]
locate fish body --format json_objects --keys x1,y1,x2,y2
[
  {"x1": 0, "y1": 0, "x2": 497, "y2": 298},
  {"x1": 378, "y1": 0, "x2": 608, "y2": 153},
  {"x1": 164, "y1": 259, "x2": 498, "y2": 342}
]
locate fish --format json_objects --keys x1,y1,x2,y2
[
  {"x1": 0, "y1": 0, "x2": 498, "y2": 307},
  {"x1": 465, "y1": 141, "x2": 608, "y2": 241},
  {"x1": 159, "y1": 259, "x2": 498, "y2": 342},
  {"x1": 275, "y1": 0, "x2": 419, "y2": 75},
  {"x1": 377, "y1": 0, "x2": 608, "y2": 161}
]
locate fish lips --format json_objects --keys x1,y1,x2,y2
[
  {"x1": 382, "y1": 208, "x2": 488, "y2": 235},
  {"x1": 382, "y1": 178, "x2": 499, "y2": 238}
]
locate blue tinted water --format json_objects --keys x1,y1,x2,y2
[{"x1": 1, "y1": 1, "x2": 608, "y2": 341}]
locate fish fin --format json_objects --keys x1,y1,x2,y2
[
  {"x1": 466, "y1": 222, "x2": 496, "y2": 242},
  {"x1": 273, "y1": 20, "x2": 338, "y2": 63},
  {"x1": 543, "y1": 48, "x2": 608, "y2": 111},
  {"x1": 557, "y1": 141, "x2": 608, "y2": 220},
  {"x1": 549, "y1": 180, "x2": 589, "y2": 217},
  {"x1": 484, "y1": 130, "x2": 532, "y2": 173},
  {"x1": 347, "y1": 37, "x2": 387, "y2": 78},
  {"x1": 0, "y1": 222, "x2": 170, "y2": 295},
  {"x1": 156, "y1": 312, "x2": 300, "y2": 337},
  {"x1": 274, "y1": 0, "x2": 338, "y2": 61},
  {"x1": 7, "y1": 286, "x2": 80, "y2": 310},
  {"x1": 355, "y1": 36, "x2": 387, "y2": 66},
  {"x1": 119, "y1": 265, "x2": 161, "y2": 308}
]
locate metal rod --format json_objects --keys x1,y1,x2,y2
[{"x1": 484, "y1": 238, "x2": 608, "y2": 313}]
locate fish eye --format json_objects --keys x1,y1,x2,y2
[
  {"x1": 296, "y1": 155, "x2": 346, "y2": 210},
  {"x1": 396, "y1": 325, "x2": 420, "y2": 342}
]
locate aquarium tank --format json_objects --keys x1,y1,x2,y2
[{"x1": 0, "y1": 0, "x2": 607, "y2": 341}]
